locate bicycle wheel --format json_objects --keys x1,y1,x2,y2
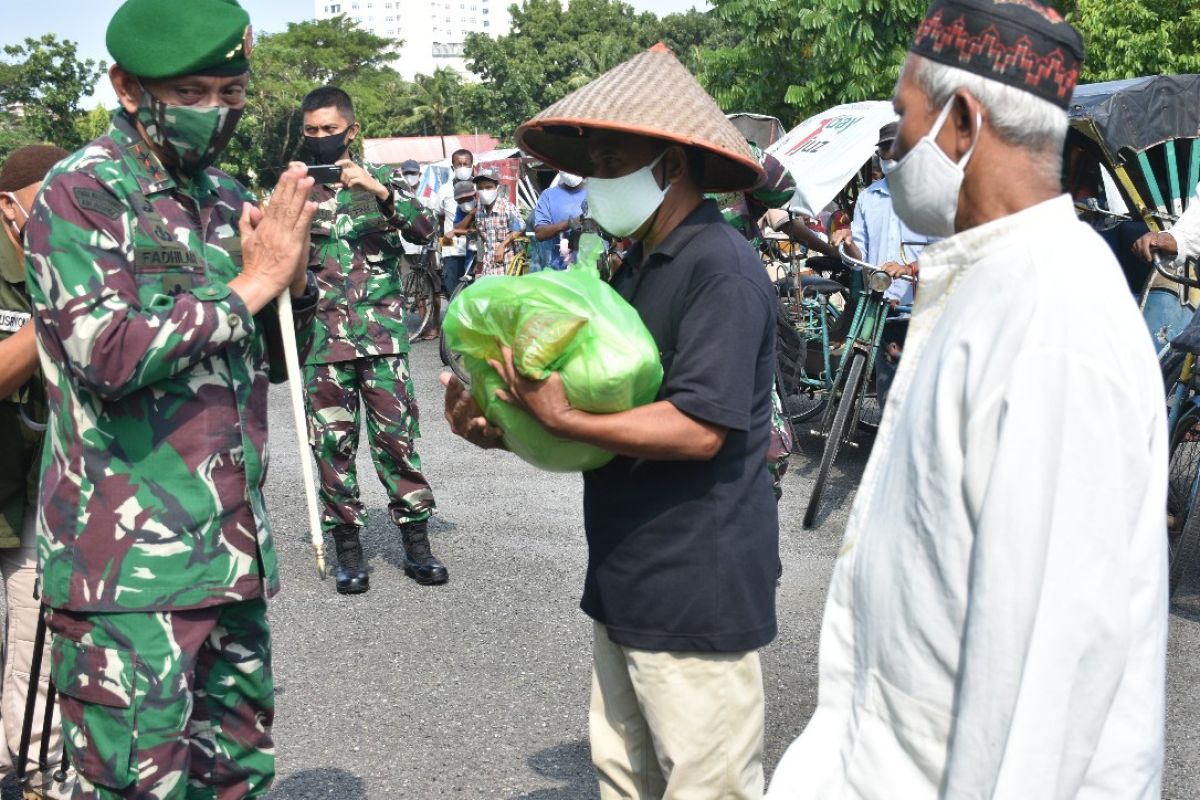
[
  {"x1": 1171, "y1": 477, "x2": 1200, "y2": 597},
  {"x1": 803, "y1": 350, "x2": 866, "y2": 529},
  {"x1": 403, "y1": 265, "x2": 437, "y2": 343},
  {"x1": 440, "y1": 280, "x2": 472, "y2": 385},
  {"x1": 858, "y1": 370, "x2": 883, "y2": 432}
]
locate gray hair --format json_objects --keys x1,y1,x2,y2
[{"x1": 909, "y1": 55, "x2": 1067, "y2": 182}]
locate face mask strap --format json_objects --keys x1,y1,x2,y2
[
  {"x1": 3, "y1": 193, "x2": 29, "y2": 242},
  {"x1": 929, "y1": 97, "x2": 983, "y2": 169},
  {"x1": 647, "y1": 150, "x2": 670, "y2": 192}
]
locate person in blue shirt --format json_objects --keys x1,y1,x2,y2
[
  {"x1": 831, "y1": 123, "x2": 937, "y2": 405},
  {"x1": 532, "y1": 172, "x2": 587, "y2": 270}
]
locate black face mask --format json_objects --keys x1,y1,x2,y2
[{"x1": 304, "y1": 130, "x2": 351, "y2": 164}]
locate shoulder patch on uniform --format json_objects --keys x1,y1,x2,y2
[{"x1": 72, "y1": 187, "x2": 124, "y2": 220}]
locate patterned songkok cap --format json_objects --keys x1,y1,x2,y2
[{"x1": 910, "y1": 0, "x2": 1084, "y2": 109}]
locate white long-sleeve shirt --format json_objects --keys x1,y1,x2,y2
[
  {"x1": 1168, "y1": 188, "x2": 1200, "y2": 267},
  {"x1": 768, "y1": 194, "x2": 1168, "y2": 800}
]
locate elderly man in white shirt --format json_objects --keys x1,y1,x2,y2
[
  {"x1": 768, "y1": 1, "x2": 1168, "y2": 799},
  {"x1": 1134, "y1": 187, "x2": 1200, "y2": 267}
]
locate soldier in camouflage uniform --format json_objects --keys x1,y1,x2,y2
[
  {"x1": 0, "y1": 146, "x2": 73, "y2": 800},
  {"x1": 297, "y1": 86, "x2": 446, "y2": 593},
  {"x1": 24, "y1": 0, "x2": 319, "y2": 796}
]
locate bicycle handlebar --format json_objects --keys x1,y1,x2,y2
[
  {"x1": 837, "y1": 244, "x2": 915, "y2": 284},
  {"x1": 1153, "y1": 252, "x2": 1200, "y2": 291}
]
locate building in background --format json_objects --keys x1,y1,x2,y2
[{"x1": 312, "y1": 0, "x2": 513, "y2": 77}]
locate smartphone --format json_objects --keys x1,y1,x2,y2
[{"x1": 307, "y1": 164, "x2": 342, "y2": 184}]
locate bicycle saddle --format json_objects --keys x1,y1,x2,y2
[{"x1": 800, "y1": 276, "x2": 846, "y2": 295}]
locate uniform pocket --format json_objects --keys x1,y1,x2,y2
[{"x1": 50, "y1": 636, "x2": 138, "y2": 790}]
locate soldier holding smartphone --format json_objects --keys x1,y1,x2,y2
[{"x1": 297, "y1": 86, "x2": 446, "y2": 594}]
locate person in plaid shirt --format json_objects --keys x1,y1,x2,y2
[{"x1": 471, "y1": 167, "x2": 524, "y2": 275}]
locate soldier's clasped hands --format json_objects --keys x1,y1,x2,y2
[{"x1": 234, "y1": 163, "x2": 317, "y2": 313}]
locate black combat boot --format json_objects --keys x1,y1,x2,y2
[
  {"x1": 332, "y1": 526, "x2": 369, "y2": 594},
  {"x1": 400, "y1": 520, "x2": 448, "y2": 585}
]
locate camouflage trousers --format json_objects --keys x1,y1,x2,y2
[
  {"x1": 46, "y1": 600, "x2": 273, "y2": 799},
  {"x1": 767, "y1": 387, "x2": 794, "y2": 501},
  {"x1": 303, "y1": 354, "x2": 435, "y2": 532}
]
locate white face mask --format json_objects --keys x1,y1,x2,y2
[
  {"x1": 587, "y1": 151, "x2": 670, "y2": 239},
  {"x1": 560, "y1": 172, "x2": 584, "y2": 188},
  {"x1": 477, "y1": 188, "x2": 498, "y2": 206},
  {"x1": 888, "y1": 98, "x2": 981, "y2": 238},
  {"x1": 404, "y1": 173, "x2": 420, "y2": 188},
  {"x1": 453, "y1": 166, "x2": 472, "y2": 181},
  {"x1": 458, "y1": 200, "x2": 477, "y2": 212},
  {"x1": 879, "y1": 158, "x2": 898, "y2": 177}
]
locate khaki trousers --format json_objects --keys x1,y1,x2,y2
[
  {"x1": 0, "y1": 507, "x2": 71, "y2": 799},
  {"x1": 589, "y1": 622, "x2": 765, "y2": 800}
]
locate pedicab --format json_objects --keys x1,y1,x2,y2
[
  {"x1": 1066, "y1": 74, "x2": 1200, "y2": 350},
  {"x1": 1068, "y1": 74, "x2": 1200, "y2": 595}
]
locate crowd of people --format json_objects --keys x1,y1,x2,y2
[{"x1": 0, "y1": 0, "x2": 1190, "y2": 797}]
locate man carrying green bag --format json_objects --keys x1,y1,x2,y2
[
  {"x1": 443, "y1": 43, "x2": 779, "y2": 800},
  {"x1": 441, "y1": 234, "x2": 663, "y2": 471}
]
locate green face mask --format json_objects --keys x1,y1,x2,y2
[{"x1": 136, "y1": 82, "x2": 243, "y2": 175}]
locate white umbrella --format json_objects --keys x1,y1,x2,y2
[{"x1": 768, "y1": 100, "x2": 898, "y2": 217}]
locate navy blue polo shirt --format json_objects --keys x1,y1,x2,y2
[{"x1": 581, "y1": 199, "x2": 779, "y2": 653}]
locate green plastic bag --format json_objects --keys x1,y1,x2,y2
[{"x1": 442, "y1": 235, "x2": 663, "y2": 472}]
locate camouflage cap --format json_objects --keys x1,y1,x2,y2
[{"x1": 106, "y1": 0, "x2": 252, "y2": 80}]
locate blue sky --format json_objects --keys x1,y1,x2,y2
[{"x1": 6, "y1": 0, "x2": 709, "y2": 107}]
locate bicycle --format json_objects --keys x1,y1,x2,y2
[
  {"x1": 401, "y1": 236, "x2": 442, "y2": 343},
  {"x1": 802, "y1": 245, "x2": 912, "y2": 529},
  {"x1": 504, "y1": 235, "x2": 531, "y2": 277}
]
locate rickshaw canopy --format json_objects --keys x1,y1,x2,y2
[{"x1": 1068, "y1": 74, "x2": 1200, "y2": 166}]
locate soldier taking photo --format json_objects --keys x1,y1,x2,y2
[
  {"x1": 23, "y1": 0, "x2": 320, "y2": 795},
  {"x1": 295, "y1": 86, "x2": 446, "y2": 594}
]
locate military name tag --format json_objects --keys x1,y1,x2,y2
[
  {"x1": 348, "y1": 191, "x2": 381, "y2": 220},
  {"x1": 0, "y1": 309, "x2": 30, "y2": 333},
  {"x1": 72, "y1": 187, "x2": 124, "y2": 220},
  {"x1": 135, "y1": 247, "x2": 199, "y2": 270}
]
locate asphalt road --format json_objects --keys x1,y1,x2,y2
[{"x1": 5, "y1": 339, "x2": 1193, "y2": 799}]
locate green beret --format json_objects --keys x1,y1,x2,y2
[{"x1": 106, "y1": 0, "x2": 252, "y2": 80}]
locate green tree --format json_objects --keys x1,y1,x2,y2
[
  {"x1": 74, "y1": 105, "x2": 112, "y2": 144},
  {"x1": 0, "y1": 34, "x2": 105, "y2": 149},
  {"x1": 1052, "y1": 0, "x2": 1200, "y2": 81},
  {"x1": 462, "y1": 0, "x2": 670, "y2": 138},
  {"x1": 699, "y1": 0, "x2": 927, "y2": 125},
  {"x1": 0, "y1": 112, "x2": 42, "y2": 163},
  {"x1": 406, "y1": 68, "x2": 463, "y2": 156}
]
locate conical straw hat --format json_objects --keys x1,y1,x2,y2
[{"x1": 516, "y1": 44, "x2": 764, "y2": 193}]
